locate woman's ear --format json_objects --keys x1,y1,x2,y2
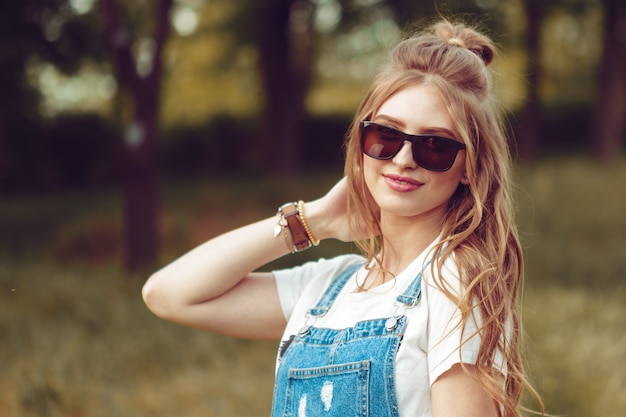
[{"x1": 460, "y1": 172, "x2": 470, "y2": 185}]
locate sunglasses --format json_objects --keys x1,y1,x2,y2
[{"x1": 360, "y1": 121, "x2": 466, "y2": 172}]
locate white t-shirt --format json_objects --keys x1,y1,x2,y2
[{"x1": 273, "y1": 240, "x2": 500, "y2": 417}]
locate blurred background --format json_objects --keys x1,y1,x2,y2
[{"x1": 0, "y1": 0, "x2": 624, "y2": 416}]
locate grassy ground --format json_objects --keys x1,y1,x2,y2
[
  {"x1": 1, "y1": 156, "x2": 624, "y2": 416},
  {"x1": 513, "y1": 157, "x2": 626, "y2": 416}
]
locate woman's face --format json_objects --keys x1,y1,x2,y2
[{"x1": 362, "y1": 83, "x2": 468, "y2": 225}]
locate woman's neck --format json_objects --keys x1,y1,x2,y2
[{"x1": 378, "y1": 210, "x2": 444, "y2": 275}]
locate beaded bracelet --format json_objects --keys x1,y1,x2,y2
[{"x1": 297, "y1": 200, "x2": 320, "y2": 246}]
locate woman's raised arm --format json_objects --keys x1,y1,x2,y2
[{"x1": 141, "y1": 177, "x2": 355, "y2": 340}]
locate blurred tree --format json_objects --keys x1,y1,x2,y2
[
  {"x1": 0, "y1": 0, "x2": 171, "y2": 271},
  {"x1": 384, "y1": 0, "x2": 469, "y2": 26},
  {"x1": 0, "y1": 1, "x2": 40, "y2": 190},
  {"x1": 230, "y1": 0, "x2": 316, "y2": 175},
  {"x1": 0, "y1": 0, "x2": 101, "y2": 190},
  {"x1": 98, "y1": 0, "x2": 173, "y2": 271},
  {"x1": 517, "y1": 0, "x2": 546, "y2": 162},
  {"x1": 593, "y1": 0, "x2": 626, "y2": 161},
  {"x1": 517, "y1": 0, "x2": 595, "y2": 162},
  {"x1": 227, "y1": 0, "x2": 491, "y2": 174},
  {"x1": 518, "y1": 0, "x2": 626, "y2": 161}
]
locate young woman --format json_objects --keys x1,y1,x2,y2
[{"x1": 143, "y1": 19, "x2": 542, "y2": 417}]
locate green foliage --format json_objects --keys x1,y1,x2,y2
[{"x1": 0, "y1": 155, "x2": 625, "y2": 416}]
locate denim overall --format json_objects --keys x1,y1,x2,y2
[{"x1": 272, "y1": 260, "x2": 430, "y2": 417}]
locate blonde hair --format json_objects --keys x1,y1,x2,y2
[{"x1": 344, "y1": 19, "x2": 543, "y2": 417}]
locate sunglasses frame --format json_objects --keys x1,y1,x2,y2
[{"x1": 359, "y1": 120, "x2": 466, "y2": 172}]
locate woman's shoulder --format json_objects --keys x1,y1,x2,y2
[
  {"x1": 273, "y1": 253, "x2": 366, "y2": 319},
  {"x1": 273, "y1": 253, "x2": 366, "y2": 285},
  {"x1": 421, "y1": 248, "x2": 465, "y2": 297}
]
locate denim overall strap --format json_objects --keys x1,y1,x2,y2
[
  {"x1": 395, "y1": 257, "x2": 432, "y2": 306},
  {"x1": 307, "y1": 263, "x2": 364, "y2": 317}
]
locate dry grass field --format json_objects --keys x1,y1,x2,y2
[{"x1": 1, "y1": 156, "x2": 625, "y2": 416}]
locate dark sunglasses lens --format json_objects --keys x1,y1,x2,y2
[
  {"x1": 361, "y1": 122, "x2": 463, "y2": 171},
  {"x1": 361, "y1": 124, "x2": 402, "y2": 159},
  {"x1": 413, "y1": 137, "x2": 459, "y2": 171}
]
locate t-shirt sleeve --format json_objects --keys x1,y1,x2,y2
[
  {"x1": 424, "y1": 259, "x2": 487, "y2": 386},
  {"x1": 272, "y1": 254, "x2": 366, "y2": 321}
]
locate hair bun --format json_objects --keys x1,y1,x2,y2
[
  {"x1": 447, "y1": 37, "x2": 466, "y2": 48},
  {"x1": 434, "y1": 21, "x2": 495, "y2": 66}
]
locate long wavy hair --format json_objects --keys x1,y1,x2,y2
[{"x1": 343, "y1": 19, "x2": 543, "y2": 417}]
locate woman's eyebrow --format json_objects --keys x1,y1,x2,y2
[
  {"x1": 372, "y1": 114, "x2": 405, "y2": 128},
  {"x1": 420, "y1": 127, "x2": 457, "y2": 139},
  {"x1": 372, "y1": 115, "x2": 457, "y2": 139}
]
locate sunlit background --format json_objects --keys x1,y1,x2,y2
[{"x1": 26, "y1": 0, "x2": 603, "y2": 119}]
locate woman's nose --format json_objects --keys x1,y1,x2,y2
[{"x1": 392, "y1": 141, "x2": 417, "y2": 168}]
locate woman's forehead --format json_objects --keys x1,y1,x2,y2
[{"x1": 372, "y1": 84, "x2": 455, "y2": 136}]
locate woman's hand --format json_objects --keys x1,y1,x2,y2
[{"x1": 305, "y1": 177, "x2": 370, "y2": 243}]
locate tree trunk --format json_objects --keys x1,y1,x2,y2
[
  {"x1": 593, "y1": 0, "x2": 626, "y2": 162},
  {"x1": 256, "y1": 0, "x2": 314, "y2": 175},
  {"x1": 99, "y1": 0, "x2": 172, "y2": 272},
  {"x1": 518, "y1": 1, "x2": 543, "y2": 162},
  {"x1": 0, "y1": 111, "x2": 7, "y2": 190},
  {"x1": 121, "y1": 116, "x2": 159, "y2": 272}
]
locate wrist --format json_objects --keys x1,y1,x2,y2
[
  {"x1": 300, "y1": 199, "x2": 330, "y2": 241},
  {"x1": 274, "y1": 201, "x2": 320, "y2": 253},
  {"x1": 297, "y1": 200, "x2": 320, "y2": 247}
]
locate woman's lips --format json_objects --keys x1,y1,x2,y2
[{"x1": 383, "y1": 174, "x2": 423, "y2": 192}]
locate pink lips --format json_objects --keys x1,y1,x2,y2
[{"x1": 383, "y1": 174, "x2": 423, "y2": 192}]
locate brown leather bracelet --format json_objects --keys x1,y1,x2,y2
[
  {"x1": 274, "y1": 209, "x2": 293, "y2": 252},
  {"x1": 280, "y1": 202, "x2": 312, "y2": 252}
]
